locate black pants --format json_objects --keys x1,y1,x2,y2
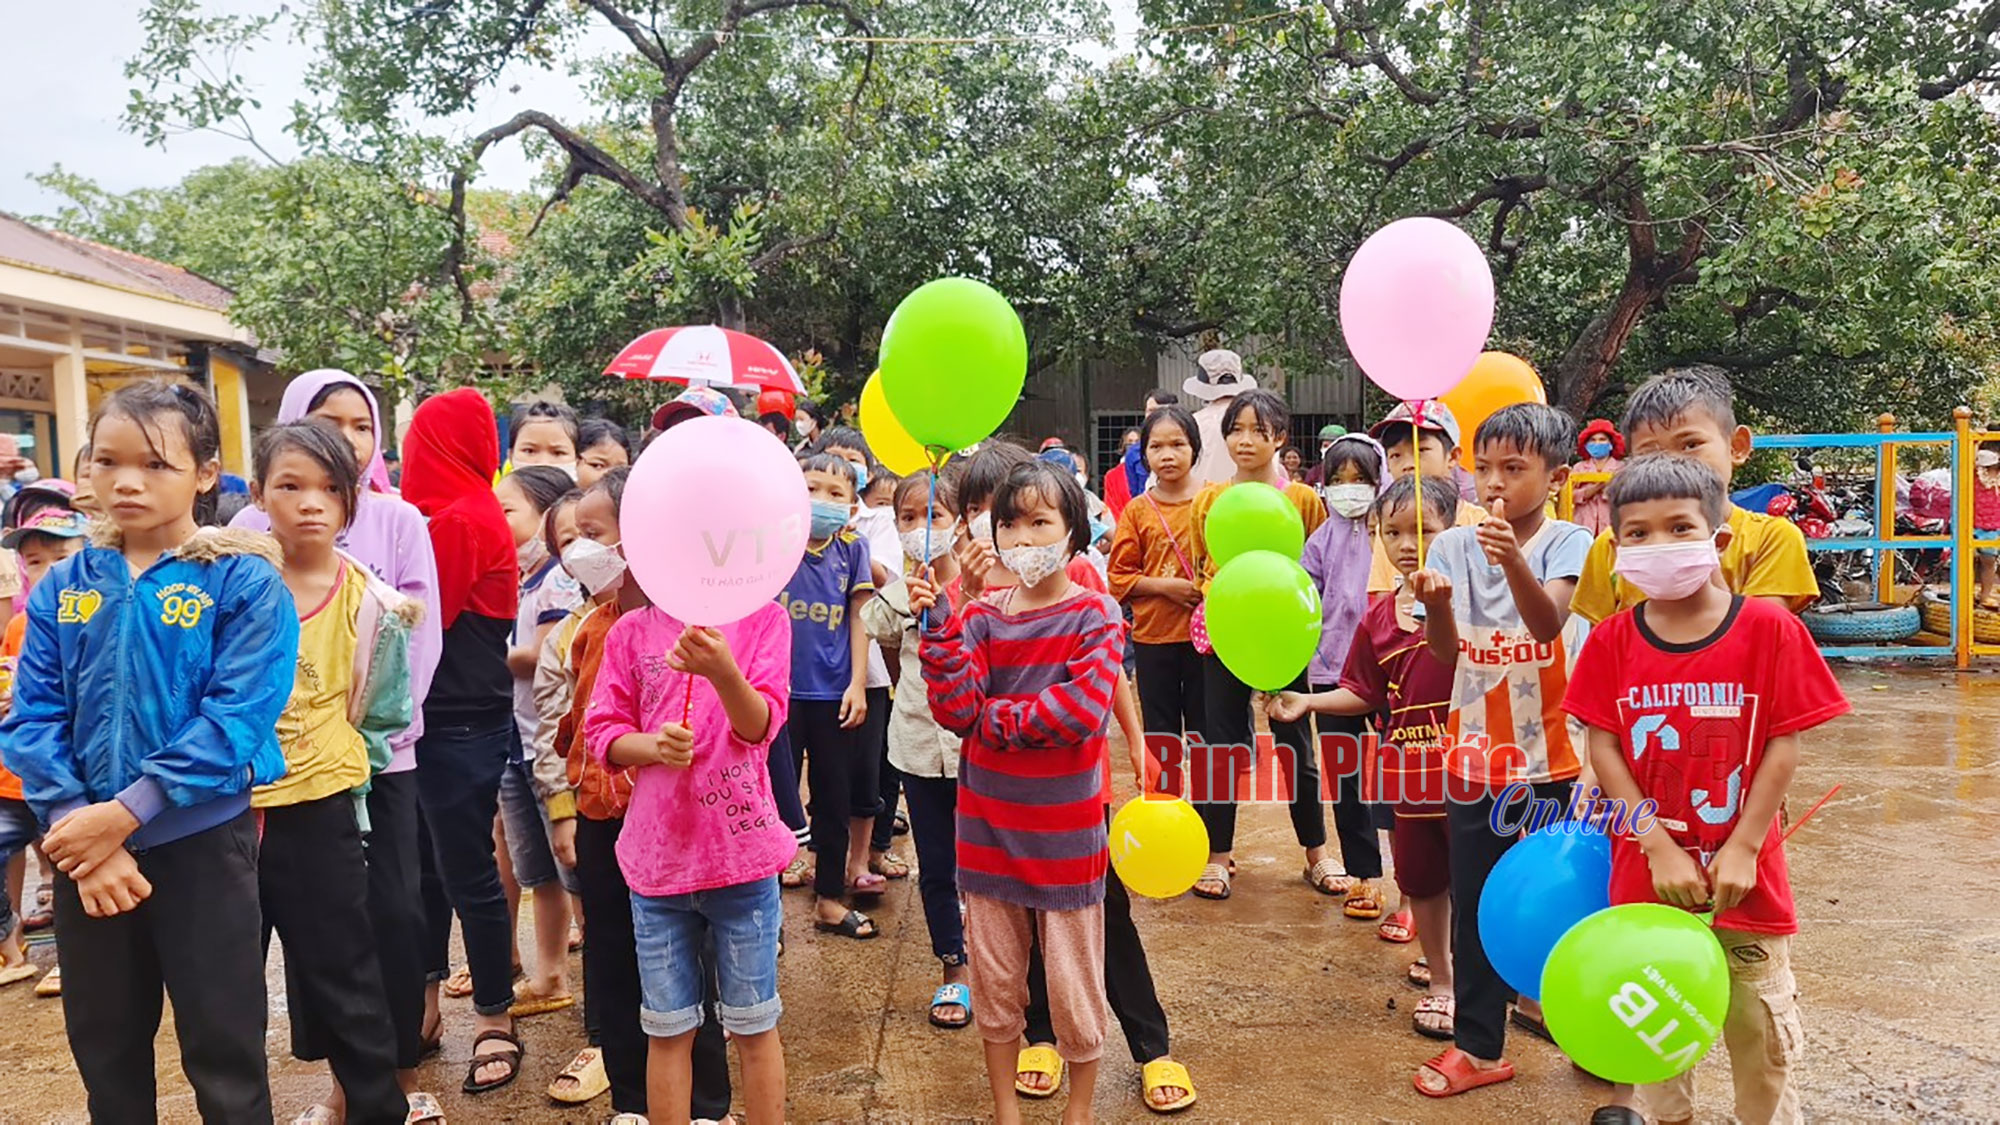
[
  {"x1": 1197, "y1": 653, "x2": 1325, "y2": 853},
  {"x1": 792, "y1": 696, "x2": 881, "y2": 899},
  {"x1": 1026, "y1": 813, "x2": 1170, "y2": 1063},
  {"x1": 866, "y1": 686, "x2": 901, "y2": 851},
  {"x1": 768, "y1": 722, "x2": 808, "y2": 834},
  {"x1": 901, "y1": 772, "x2": 964, "y2": 964},
  {"x1": 576, "y1": 816, "x2": 731, "y2": 1118},
  {"x1": 343, "y1": 771, "x2": 427, "y2": 1070},
  {"x1": 260, "y1": 794, "x2": 406, "y2": 1124},
  {"x1": 56, "y1": 811, "x2": 270, "y2": 1125},
  {"x1": 1449, "y1": 779, "x2": 1574, "y2": 1060},
  {"x1": 1133, "y1": 641, "x2": 1206, "y2": 793},
  {"x1": 1308, "y1": 693, "x2": 1384, "y2": 880},
  {"x1": 415, "y1": 717, "x2": 514, "y2": 1016}
]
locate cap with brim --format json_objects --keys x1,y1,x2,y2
[
  {"x1": 1979, "y1": 450, "x2": 2000, "y2": 468},
  {"x1": 1368, "y1": 400, "x2": 1462, "y2": 449},
  {"x1": 1182, "y1": 348, "x2": 1258, "y2": 401},
  {"x1": 2, "y1": 508, "x2": 88, "y2": 550},
  {"x1": 1318, "y1": 424, "x2": 1348, "y2": 441},
  {"x1": 650, "y1": 386, "x2": 741, "y2": 432}
]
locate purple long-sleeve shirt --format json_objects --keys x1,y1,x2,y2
[{"x1": 231, "y1": 369, "x2": 442, "y2": 773}]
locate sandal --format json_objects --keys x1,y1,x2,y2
[
  {"x1": 567, "y1": 921, "x2": 584, "y2": 952},
  {"x1": 812, "y1": 909, "x2": 878, "y2": 940},
  {"x1": 1140, "y1": 1057, "x2": 1197, "y2": 1114},
  {"x1": 927, "y1": 982, "x2": 972, "y2": 1029},
  {"x1": 23, "y1": 886, "x2": 53, "y2": 932},
  {"x1": 403, "y1": 1091, "x2": 446, "y2": 1125},
  {"x1": 462, "y1": 1028, "x2": 524, "y2": 1094},
  {"x1": 0, "y1": 962, "x2": 36, "y2": 987},
  {"x1": 1407, "y1": 957, "x2": 1431, "y2": 989},
  {"x1": 440, "y1": 966, "x2": 474, "y2": 999},
  {"x1": 547, "y1": 1046, "x2": 610, "y2": 1104},
  {"x1": 870, "y1": 850, "x2": 911, "y2": 880},
  {"x1": 1191, "y1": 862, "x2": 1231, "y2": 900},
  {"x1": 1379, "y1": 907, "x2": 1415, "y2": 944},
  {"x1": 509, "y1": 979, "x2": 576, "y2": 1018},
  {"x1": 779, "y1": 853, "x2": 812, "y2": 889},
  {"x1": 1413, "y1": 993, "x2": 1456, "y2": 1040},
  {"x1": 1589, "y1": 1108, "x2": 1646, "y2": 1125},
  {"x1": 1014, "y1": 1044, "x2": 1064, "y2": 1098},
  {"x1": 893, "y1": 810, "x2": 910, "y2": 836},
  {"x1": 1413, "y1": 1047, "x2": 1515, "y2": 1098},
  {"x1": 1343, "y1": 879, "x2": 1383, "y2": 920},
  {"x1": 847, "y1": 872, "x2": 888, "y2": 898},
  {"x1": 290, "y1": 1107, "x2": 339, "y2": 1124},
  {"x1": 1509, "y1": 1005, "x2": 1556, "y2": 1045},
  {"x1": 35, "y1": 966, "x2": 61, "y2": 997},
  {"x1": 1303, "y1": 856, "x2": 1353, "y2": 897}
]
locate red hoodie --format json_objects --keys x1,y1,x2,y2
[{"x1": 402, "y1": 387, "x2": 518, "y2": 722}]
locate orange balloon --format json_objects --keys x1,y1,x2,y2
[{"x1": 1440, "y1": 352, "x2": 1545, "y2": 469}]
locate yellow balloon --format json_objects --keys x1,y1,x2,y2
[
  {"x1": 1109, "y1": 796, "x2": 1209, "y2": 898},
  {"x1": 1441, "y1": 351, "x2": 1546, "y2": 469},
  {"x1": 861, "y1": 370, "x2": 947, "y2": 476}
]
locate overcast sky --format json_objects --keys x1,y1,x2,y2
[{"x1": 1, "y1": 0, "x2": 1141, "y2": 219}]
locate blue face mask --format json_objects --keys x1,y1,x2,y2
[
  {"x1": 851, "y1": 461, "x2": 869, "y2": 494},
  {"x1": 810, "y1": 499, "x2": 852, "y2": 540},
  {"x1": 1586, "y1": 439, "x2": 1613, "y2": 460}
]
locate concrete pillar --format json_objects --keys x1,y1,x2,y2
[{"x1": 52, "y1": 329, "x2": 87, "y2": 471}]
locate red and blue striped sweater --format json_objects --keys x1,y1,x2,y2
[{"x1": 920, "y1": 585, "x2": 1123, "y2": 911}]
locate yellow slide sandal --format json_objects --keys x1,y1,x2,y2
[
  {"x1": 1142, "y1": 1058, "x2": 1197, "y2": 1114},
  {"x1": 1014, "y1": 1044, "x2": 1064, "y2": 1098}
]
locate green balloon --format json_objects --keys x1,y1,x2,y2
[
  {"x1": 879, "y1": 278, "x2": 1028, "y2": 452},
  {"x1": 1204, "y1": 482, "x2": 1306, "y2": 566},
  {"x1": 1540, "y1": 904, "x2": 1731, "y2": 1085},
  {"x1": 1204, "y1": 551, "x2": 1321, "y2": 691}
]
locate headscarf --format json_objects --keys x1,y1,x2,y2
[
  {"x1": 277, "y1": 368, "x2": 395, "y2": 493},
  {"x1": 402, "y1": 387, "x2": 516, "y2": 627}
]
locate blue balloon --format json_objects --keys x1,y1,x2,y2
[{"x1": 1478, "y1": 819, "x2": 1613, "y2": 1000}]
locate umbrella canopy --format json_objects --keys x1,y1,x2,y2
[{"x1": 602, "y1": 325, "x2": 806, "y2": 394}]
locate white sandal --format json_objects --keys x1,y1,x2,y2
[
  {"x1": 403, "y1": 1092, "x2": 445, "y2": 1125},
  {"x1": 1191, "y1": 862, "x2": 1232, "y2": 900},
  {"x1": 1304, "y1": 856, "x2": 1353, "y2": 897}
]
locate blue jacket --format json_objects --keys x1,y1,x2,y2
[{"x1": 0, "y1": 527, "x2": 299, "y2": 848}]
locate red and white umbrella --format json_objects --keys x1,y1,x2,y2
[{"x1": 602, "y1": 325, "x2": 806, "y2": 394}]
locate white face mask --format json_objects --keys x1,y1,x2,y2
[
  {"x1": 967, "y1": 510, "x2": 993, "y2": 545},
  {"x1": 562, "y1": 538, "x2": 628, "y2": 597},
  {"x1": 1613, "y1": 538, "x2": 1721, "y2": 601},
  {"x1": 1324, "y1": 483, "x2": 1375, "y2": 520},
  {"x1": 793, "y1": 416, "x2": 813, "y2": 437},
  {"x1": 900, "y1": 523, "x2": 957, "y2": 563},
  {"x1": 999, "y1": 541, "x2": 1069, "y2": 588}
]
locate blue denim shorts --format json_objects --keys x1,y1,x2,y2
[
  {"x1": 499, "y1": 734, "x2": 580, "y2": 895},
  {"x1": 631, "y1": 875, "x2": 783, "y2": 1038},
  {"x1": 0, "y1": 798, "x2": 38, "y2": 937}
]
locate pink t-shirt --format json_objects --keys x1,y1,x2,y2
[{"x1": 584, "y1": 601, "x2": 797, "y2": 897}]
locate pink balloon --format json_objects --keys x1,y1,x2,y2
[
  {"x1": 1338, "y1": 217, "x2": 1496, "y2": 401},
  {"x1": 624, "y1": 415, "x2": 810, "y2": 625}
]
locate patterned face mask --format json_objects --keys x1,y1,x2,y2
[{"x1": 998, "y1": 540, "x2": 1069, "y2": 588}]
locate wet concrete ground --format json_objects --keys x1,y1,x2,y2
[{"x1": 1, "y1": 664, "x2": 1996, "y2": 1122}]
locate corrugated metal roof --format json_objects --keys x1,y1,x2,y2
[{"x1": 0, "y1": 212, "x2": 234, "y2": 311}]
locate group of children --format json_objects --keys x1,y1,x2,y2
[{"x1": 0, "y1": 358, "x2": 1843, "y2": 1125}]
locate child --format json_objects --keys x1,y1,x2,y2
[
  {"x1": 400, "y1": 387, "x2": 524, "y2": 1094},
  {"x1": 1366, "y1": 400, "x2": 1488, "y2": 595},
  {"x1": 250, "y1": 420, "x2": 417, "y2": 1124},
  {"x1": 586, "y1": 544, "x2": 794, "y2": 1125},
  {"x1": 860, "y1": 469, "x2": 970, "y2": 1028},
  {"x1": 1405, "y1": 403, "x2": 1593, "y2": 1098},
  {"x1": 230, "y1": 368, "x2": 442, "y2": 1114},
  {"x1": 1571, "y1": 418, "x2": 1625, "y2": 535},
  {"x1": 780, "y1": 453, "x2": 880, "y2": 937},
  {"x1": 70, "y1": 445, "x2": 101, "y2": 519},
  {"x1": 1572, "y1": 365, "x2": 1818, "y2": 623},
  {"x1": 1565, "y1": 455, "x2": 1848, "y2": 1125},
  {"x1": 1298, "y1": 433, "x2": 1391, "y2": 918},
  {"x1": 494, "y1": 465, "x2": 582, "y2": 1017},
  {"x1": 510, "y1": 399, "x2": 582, "y2": 476},
  {"x1": 1272, "y1": 475, "x2": 1462, "y2": 1041},
  {"x1": 817, "y1": 427, "x2": 907, "y2": 879},
  {"x1": 910, "y1": 460, "x2": 1122, "y2": 1125},
  {"x1": 1187, "y1": 388, "x2": 1334, "y2": 902},
  {"x1": 1, "y1": 380, "x2": 298, "y2": 1121},
  {"x1": 577, "y1": 418, "x2": 632, "y2": 489},
  {"x1": 1107, "y1": 404, "x2": 1206, "y2": 793}
]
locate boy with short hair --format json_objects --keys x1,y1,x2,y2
[
  {"x1": 1565, "y1": 455, "x2": 1847, "y2": 1125},
  {"x1": 1572, "y1": 365, "x2": 1817, "y2": 622},
  {"x1": 1405, "y1": 403, "x2": 1594, "y2": 1098},
  {"x1": 1366, "y1": 401, "x2": 1486, "y2": 594}
]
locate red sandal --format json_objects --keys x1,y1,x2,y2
[{"x1": 1413, "y1": 1048, "x2": 1515, "y2": 1098}]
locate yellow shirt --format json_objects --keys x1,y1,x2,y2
[
  {"x1": 1367, "y1": 500, "x2": 1489, "y2": 593},
  {"x1": 1190, "y1": 479, "x2": 1327, "y2": 587},
  {"x1": 255, "y1": 561, "x2": 369, "y2": 808},
  {"x1": 1570, "y1": 506, "x2": 1818, "y2": 623}
]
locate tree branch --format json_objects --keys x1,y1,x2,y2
[
  {"x1": 1919, "y1": 0, "x2": 2000, "y2": 98},
  {"x1": 1133, "y1": 312, "x2": 1225, "y2": 337},
  {"x1": 1421, "y1": 174, "x2": 1550, "y2": 220},
  {"x1": 749, "y1": 228, "x2": 836, "y2": 272},
  {"x1": 1321, "y1": 0, "x2": 1442, "y2": 106},
  {"x1": 579, "y1": 0, "x2": 670, "y2": 70}
]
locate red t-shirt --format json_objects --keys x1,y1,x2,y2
[
  {"x1": 1339, "y1": 593, "x2": 1453, "y2": 813},
  {"x1": 1562, "y1": 596, "x2": 1849, "y2": 934}
]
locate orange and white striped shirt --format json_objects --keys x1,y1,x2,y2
[{"x1": 1427, "y1": 519, "x2": 1593, "y2": 787}]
